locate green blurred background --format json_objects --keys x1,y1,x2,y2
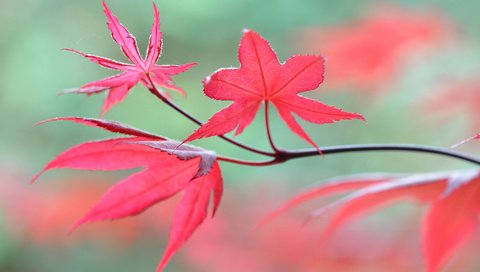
[{"x1": 1, "y1": 0, "x2": 480, "y2": 271}]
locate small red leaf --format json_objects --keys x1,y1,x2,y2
[
  {"x1": 185, "y1": 30, "x2": 364, "y2": 149},
  {"x1": 65, "y1": 1, "x2": 195, "y2": 115}
]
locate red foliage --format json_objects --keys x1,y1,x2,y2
[
  {"x1": 267, "y1": 170, "x2": 480, "y2": 272},
  {"x1": 185, "y1": 30, "x2": 364, "y2": 149},
  {"x1": 2, "y1": 175, "x2": 143, "y2": 245},
  {"x1": 64, "y1": 0, "x2": 195, "y2": 115},
  {"x1": 33, "y1": 118, "x2": 223, "y2": 271},
  {"x1": 299, "y1": 6, "x2": 452, "y2": 91},
  {"x1": 181, "y1": 190, "x2": 426, "y2": 272}
]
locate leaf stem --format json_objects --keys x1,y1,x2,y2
[
  {"x1": 144, "y1": 75, "x2": 275, "y2": 157},
  {"x1": 217, "y1": 156, "x2": 278, "y2": 166},
  {"x1": 264, "y1": 101, "x2": 279, "y2": 153}
]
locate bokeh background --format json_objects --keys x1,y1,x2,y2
[{"x1": 1, "y1": 0, "x2": 480, "y2": 271}]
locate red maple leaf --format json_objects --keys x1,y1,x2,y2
[
  {"x1": 184, "y1": 30, "x2": 364, "y2": 149},
  {"x1": 64, "y1": 0, "x2": 196, "y2": 116},
  {"x1": 265, "y1": 170, "x2": 480, "y2": 272},
  {"x1": 32, "y1": 117, "x2": 223, "y2": 271}
]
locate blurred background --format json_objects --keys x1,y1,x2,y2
[{"x1": 1, "y1": 0, "x2": 480, "y2": 271}]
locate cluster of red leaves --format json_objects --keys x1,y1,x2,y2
[
  {"x1": 65, "y1": 0, "x2": 195, "y2": 116},
  {"x1": 299, "y1": 6, "x2": 452, "y2": 91},
  {"x1": 185, "y1": 29, "x2": 364, "y2": 149},
  {"x1": 32, "y1": 117, "x2": 223, "y2": 271},
  {"x1": 36, "y1": 1, "x2": 363, "y2": 269},
  {"x1": 265, "y1": 170, "x2": 480, "y2": 272},
  {"x1": 32, "y1": 1, "x2": 477, "y2": 272}
]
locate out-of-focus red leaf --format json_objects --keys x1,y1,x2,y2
[
  {"x1": 185, "y1": 30, "x2": 364, "y2": 150},
  {"x1": 267, "y1": 170, "x2": 480, "y2": 272},
  {"x1": 262, "y1": 174, "x2": 397, "y2": 225},
  {"x1": 423, "y1": 175, "x2": 480, "y2": 272},
  {"x1": 299, "y1": 6, "x2": 452, "y2": 91},
  {"x1": 64, "y1": 0, "x2": 196, "y2": 115}
]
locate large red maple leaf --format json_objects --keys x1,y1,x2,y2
[
  {"x1": 32, "y1": 117, "x2": 223, "y2": 272},
  {"x1": 265, "y1": 170, "x2": 480, "y2": 272},
  {"x1": 65, "y1": 0, "x2": 196, "y2": 115},
  {"x1": 184, "y1": 30, "x2": 364, "y2": 149}
]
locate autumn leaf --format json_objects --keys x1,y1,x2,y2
[
  {"x1": 266, "y1": 170, "x2": 480, "y2": 272},
  {"x1": 184, "y1": 29, "x2": 364, "y2": 150},
  {"x1": 64, "y1": 0, "x2": 196, "y2": 116},
  {"x1": 32, "y1": 117, "x2": 223, "y2": 271}
]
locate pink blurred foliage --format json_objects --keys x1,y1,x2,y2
[
  {"x1": 298, "y1": 5, "x2": 453, "y2": 92},
  {"x1": 0, "y1": 165, "x2": 173, "y2": 246},
  {"x1": 177, "y1": 188, "x2": 428, "y2": 272}
]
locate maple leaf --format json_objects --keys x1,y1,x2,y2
[
  {"x1": 64, "y1": 0, "x2": 196, "y2": 116},
  {"x1": 32, "y1": 117, "x2": 223, "y2": 271},
  {"x1": 185, "y1": 29, "x2": 364, "y2": 149},
  {"x1": 266, "y1": 170, "x2": 480, "y2": 272}
]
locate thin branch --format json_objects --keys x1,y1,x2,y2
[
  {"x1": 217, "y1": 156, "x2": 278, "y2": 166},
  {"x1": 282, "y1": 143, "x2": 480, "y2": 166},
  {"x1": 144, "y1": 75, "x2": 275, "y2": 157}
]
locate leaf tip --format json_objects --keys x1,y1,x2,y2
[
  {"x1": 241, "y1": 28, "x2": 251, "y2": 34},
  {"x1": 29, "y1": 171, "x2": 44, "y2": 184},
  {"x1": 68, "y1": 216, "x2": 91, "y2": 234}
]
